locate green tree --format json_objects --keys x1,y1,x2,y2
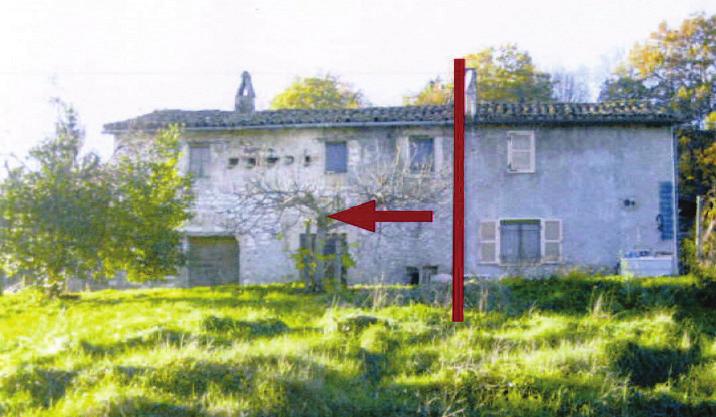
[
  {"x1": 0, "y1": 103, "x2": 192, "y2": 295},
  {"x1": 599, "y1": 13, "x2": 716, "y2": 125},
  {"x1": 403, "y1": 77, "x2": 452, "y2": 105},
  {"x1": 404, "y1": 44, "x2": 554, "y2": 105},
  {"x1": 466, "y1": 44, "x2": 553, "y2": 102},
  {"x1": 270, "y1": 74, "x2": 367, "y2": 110},
  {"x1": 0, "y1": 103, "x2": 110, "y2": 294},
  {"x1": 599, "y1": 13, "x2": 716, "y2": 208},
  {"x1": 104, "y1": 124, "x2": 194, "y2": 283}
]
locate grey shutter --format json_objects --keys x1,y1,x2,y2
[
  {"x1": 521, "y1": 223, "x2": 541, "y2": 261},
  {"x1": 500, "y1": 223, "x2": 520, "y2": 263},
  {"x1": 189, "y1": 145, "x2": 210, "y2": 177},
  {"x1": 325, "y1": 142, "x2": 347, "y2": 173},
  {"x1": 507, "y1": 132, "x2": 535, "y2": 172},
  {"x1": 478, "y1": 220, "x2": 498, "y2": 263},
  {"x1": 542, "y1": 220, "x2": 563, "y2": 263},
  {"x1": 659, "y1": 181, "x2": 674, "y2": 240}
]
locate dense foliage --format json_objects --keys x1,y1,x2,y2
[
  {"x1": 599, "y1": 13, "x2": 716, "y2": 127},
  {"x1": 405, "y1": 44, "x2": 555, "y2": 105},
  {"x1": 1, "y1": 274, "x2": 715, "y2": 416},
  {"x1": 0, "y1": 105, "x2": 192, "y2": 294}
]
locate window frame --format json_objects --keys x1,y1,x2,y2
[
  {"x1": 506, "y1": 131, "x2": 536, "y2": 174},
  {"x1": 324, "y1": 141, "x2": 348, "y2": 174},
  {"x1": 498, "y1": 219, "x2": 541, "y2": 265},
  {"x1": 477, "y1": 217, "x2": 563, "y2": 265},
  {"x1": 408, "y1": 135, "x2": 435, "y2": 173}
]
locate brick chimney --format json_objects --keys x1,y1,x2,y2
[{"x1": 235, "y1": 71, "x2": 255, "y2": 113}]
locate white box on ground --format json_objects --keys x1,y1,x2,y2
[{"x1": 619, "y1": 256, "x2": 674, "y2": 277}]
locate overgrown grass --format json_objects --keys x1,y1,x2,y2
[{"x1": 1, "y1": 274, "x2": 715, "y2": 416}]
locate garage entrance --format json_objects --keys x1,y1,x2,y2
[{"x1": 187, "y1": 236, "x2": 239, "y2": 286}]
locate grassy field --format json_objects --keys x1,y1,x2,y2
[{"x1": 1, "y1": 274, "x2": 716, "y2": 416}]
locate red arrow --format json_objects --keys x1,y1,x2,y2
[{"x1": 327, "y1": 200, "x2": 433, "y2": 232}]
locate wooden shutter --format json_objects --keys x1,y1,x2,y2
[
  {"x1": 479, "y1": 220, "x2": 499, "y2": 263},
  {"x1": 507, "y1": 131, "x2": 535, "y2": 173},
  {"x1": 541, "y1": 219, "x2": 562, "y2": 263}
]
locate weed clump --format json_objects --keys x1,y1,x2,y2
[
  {"x1": 335, "y1": 314, "x2": 387, "y2": 334},
  {"x1": 201, "y1": 315, "x2": 288, "y2": 338}
]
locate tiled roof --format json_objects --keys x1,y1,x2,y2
[{"x1": 103, "y1": 101, "x2": 680, "y2": 132}]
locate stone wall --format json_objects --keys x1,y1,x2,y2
[
  {"x1": 115, "y1": 125, "x2": 454, "y2": 285},
  {"x1": 464, "y1": 125, "x2": 678, "y2": 277},
  {"x1": 112, "y1": 122, "x2": 678, "y2": 285}
]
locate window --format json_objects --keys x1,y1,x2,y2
[
  {"x1": 189, "y1": 144, "x2": 210, "y2": 177},
  {"x1": 478, "y1": 219, "x2": 563, "y2": 264},
  {"x1": 409, "y1": 136, "x2": 434, "y2": 172},
  {"x1": 500, "y1": 220, "x2": 541, "y2": 263},
  {"x1": 507, "y1": 131, "x2": 535, "y2": 173},
  {"x1": 325, "y1": 142, "x2": 347, "y2": 173}
]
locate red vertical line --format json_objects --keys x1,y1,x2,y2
[{"x1": 452, "y1": 58, "x2": 465, "y2": 322}]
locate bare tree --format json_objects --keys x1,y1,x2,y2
[
  {"x1": 223, "y1": 142, "x2": 451, "y2": 291},
  {"x1": 224, "y1": 175, "x2": 347, "y2": 291},
  {"x1": 552, "y1": 68, "x2": 592, "y2": 102}
]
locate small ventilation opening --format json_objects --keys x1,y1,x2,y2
[
  {"x1": 246, "y1": 157, "x2": 257, "y2": 168},
  {"x1": 228, "y1": 157, "x2": 239, "y2": 168}
]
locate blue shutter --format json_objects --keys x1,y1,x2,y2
[
  {"x1": 659, "y1": 181, "x2": 674, "y2": 240},
  {"x1": 325, "y1": 142, "x2": 347, "y2": 173}
]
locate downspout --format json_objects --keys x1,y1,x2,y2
[{"x1": 671, "y1": 125, "x2": 680, "y2": 275}]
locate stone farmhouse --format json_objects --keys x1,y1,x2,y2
[{"x1": 103, "y1": 72, "x2": 681, "y2": 286}]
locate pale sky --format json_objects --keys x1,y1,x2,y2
[{"x1": 1, "y1": 0, "x2": 714, "y2": 162}]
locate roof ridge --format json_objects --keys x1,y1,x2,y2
[{"x1": 104, "y1": 101, "x2": 683, "y2": 132}]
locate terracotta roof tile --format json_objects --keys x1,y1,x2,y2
[{"x1": 103, "y1": 101, "x2": 681, "y2": 132}]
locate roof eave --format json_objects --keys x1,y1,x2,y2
[{"x1": 103, "y1": 117, "x2": 681, "y2": 134}]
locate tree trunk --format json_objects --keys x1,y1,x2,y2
[
  {"x1": 314, "y1": 218, "x2": 327, "y2": 292},
  {"x1": 335, "y1": 239, "x2": 347, "y2": 287},
  {"x1": 302, "y1": 221, "x2": 313, "y2": 291}
]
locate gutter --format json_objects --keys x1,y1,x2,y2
[
  {"x1": 103, "y1": 120, "x2": 453, "y2": 134},
  {"x1": 103, "y1": 118, "x2": 681, "y2": 134}
]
